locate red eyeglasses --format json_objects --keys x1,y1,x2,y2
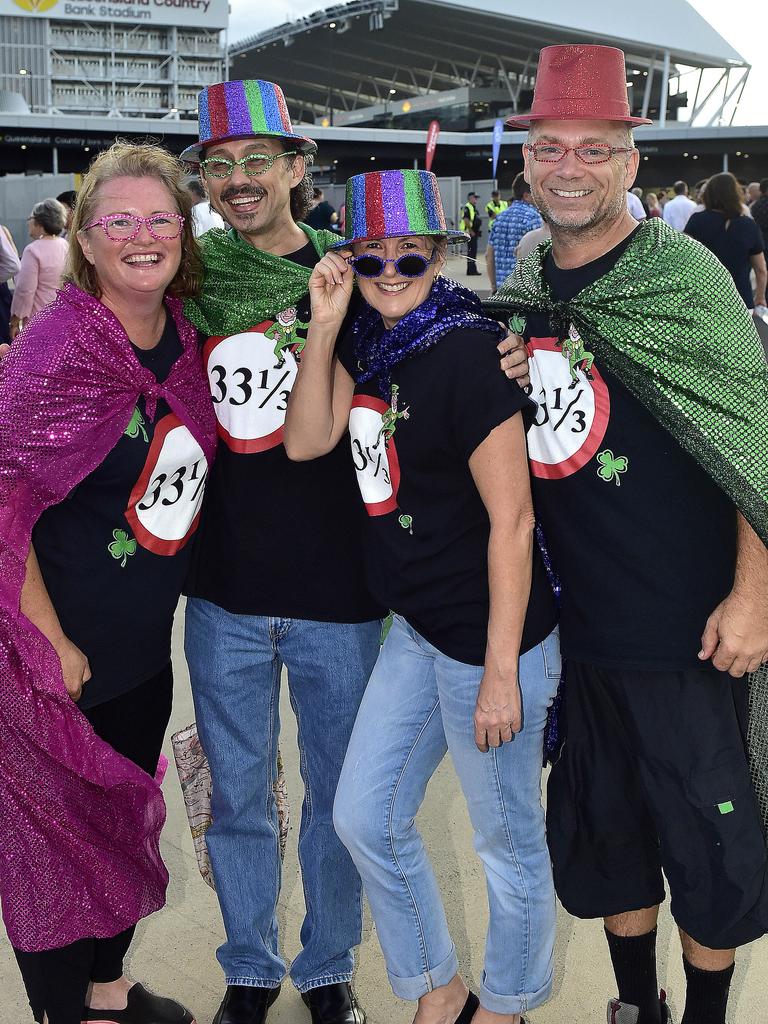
[{"x1": 525, "y1": 142, "x2": 634, "y2": 165}]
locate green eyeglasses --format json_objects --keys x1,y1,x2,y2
[{"x1": 199, "y1": 150, "x2": 298, "y2": 179}]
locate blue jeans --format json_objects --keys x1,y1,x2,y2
[
  {"x1": 334, "y1": 616, "x2": 560, "y2": 1015},
  {"x1": 184, "y1": 598, "x2": 381, "y2": 992}
]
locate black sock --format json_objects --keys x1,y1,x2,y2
[
  {"x1": 605, "y1": 927, "x2": 661, "y2": 1024},
  {"x1": 681, "y1": 958, "x2": 734, "y2": 1024}
]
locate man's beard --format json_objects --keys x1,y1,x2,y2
[{"x1": 533, "y1": 182, "x2": 627, "y2": 237}]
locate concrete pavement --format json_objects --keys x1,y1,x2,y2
[{"x1": 2, "y1": 605, "x2": 766, "y2": 1022}]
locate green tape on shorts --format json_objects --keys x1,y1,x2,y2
[{"x1": 717, "y1": 801, "x2": 734, "y2": 814}]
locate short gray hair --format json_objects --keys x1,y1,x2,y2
[{"x1": 30, "y1": 198, "x2": 67, "y2": 236}]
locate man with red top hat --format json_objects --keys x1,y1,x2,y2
[
  {"x1": 488, "y1": 44, "x2": 768, "y2": 1024},
  {"x1": 178, "y1": 80, "x2": 381, "y2": 1024}
]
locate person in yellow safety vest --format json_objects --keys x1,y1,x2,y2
[
  {"x1": 486, "y1": 190, "x2": 509, "y2": 222},
  {"x1": 460, "y1": 192, "x2": 482, "y2": 276}
]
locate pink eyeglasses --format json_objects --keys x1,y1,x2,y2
[{"x1": 83, "y1": 212, "x2": 185, "y2": 241}]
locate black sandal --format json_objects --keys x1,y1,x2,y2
[
  {"x1": 455, "y1": 992, "x2": 479, "y2": 1024},
  {"x1": 82, "y1": 983, "x2": 196, "y2": 1024}
]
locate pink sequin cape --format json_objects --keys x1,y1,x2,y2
[{"x1": 0, "y1": 283, "x2": 216, "y2": 951}]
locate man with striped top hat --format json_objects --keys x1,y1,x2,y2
[{"x1": 179, "y1": 80, "x2": 381, "y2": 1024}]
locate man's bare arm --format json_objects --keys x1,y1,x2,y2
[
  {"x1": 486, "y1": 244, "x2": 496, "y2": 290},
  {"x1": 699, "y1": 513, "x2": 768, "y2": 677}
]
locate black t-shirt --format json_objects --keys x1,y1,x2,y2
[
  {"x1": 305, "y1": 201, "x2": 336, "y2": 232},
  {"x1": 337, "y1": 326, "x2": 557, "y2": 665},
  {"x1": 752, "y1": 195, "x2": 768, "y2": 241},
  {"x1": 523, "y1": 229, "x2": 737, "y2": 670},
  {"x1": 685, "y1": 210, "x2": 765, "y2": 308},
  {"x1": 186, "y1": 239, "x2": 383, "y2": 622},
  {"x1": 34, "y1": 316, "x2": 209, "y2": 708}
]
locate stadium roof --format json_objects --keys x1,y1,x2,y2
[
  {"x1": 230, "y1": 0, "x2": 748, "y2": 128},
  {"x1": 410, "y1": 0, "x2": 745, "y2": 66}
]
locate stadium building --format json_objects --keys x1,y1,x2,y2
[
  {"x1": 0, "y1": 0, "x2": 766, "y2": 189},
  {"x1": 232, "y1": 0, "x2": 750, "y2": 132},
  {"x1": 0, "y1": 0, "x2": 227, "y2": 121}
]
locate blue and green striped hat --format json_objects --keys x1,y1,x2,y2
[
  {"x1": 180, "y1": 80, "x2": 317, "y2": 163},
  {"x1": 330, "y1": 170, "x2": 469, "y2": 248}
]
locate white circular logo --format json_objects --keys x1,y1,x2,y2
[
  {"x1": 203, "y1": 323, "x2": 299, "y2": 453},
  {"x1": 527, "y1": 336, "x2": 610, "y2": 479},
  {"x1": 348, "y1": 395, "x2": 401, "y2": 515},
  {"x1": 125, "y1": 414, "x2": 209, "y2": 556}
]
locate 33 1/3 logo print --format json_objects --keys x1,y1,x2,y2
[
  {"x1": 209, "y1": 364, "x2": 291, "y2": 411},
  {"x1": 526, "y1": 336, "x2": 610, "y2": 480},
  {"x1": 531, "y1": 384, "x2": 588, "y2": 434},
  {"x1": 125, "y1": 414, "x2": 209, "y2": 556},
  {"x1": 348, "y1": 396, "x2": 401, "y2": 516},
  {"x1": 137, "y1": 458, "x2": 207, "y2": 512},
  {"x1": 203, "y1": 324, "x2": 299, "y2": 454},
  {"x1": 351, "y1": 436, "x2": 391, "y2": 486}
]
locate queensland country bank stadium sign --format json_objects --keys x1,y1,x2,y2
[{"x1": 2, "y1": 0, "x2": 228, "y2": 28}]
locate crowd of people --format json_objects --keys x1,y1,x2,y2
[
  {"x1": 0, "y1": 42, "x2": 767, "y2": 1024},
  {"x1": 484, "y1": 173, "x2": 768, "y2": 317}
]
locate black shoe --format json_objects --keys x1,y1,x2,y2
[
  {"x1": 301, "y1": 983, "x2": 365, "y2": 1024},
  {"x1": 455, "y1": 991, "x2": 479, "y2": 1024},
  {"x1": 212, "y1": 985, "x2": 280, "y2": 1024},
  {"x1": 82, "y1": 983, "x2": 196, "y2": 1023}
]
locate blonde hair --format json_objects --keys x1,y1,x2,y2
[{"x1": 65, "y1": 141, "x2": 202, "y2": 298}]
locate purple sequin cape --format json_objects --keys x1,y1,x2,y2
[{"x1": 0, "y1": 283, "x2": 217, "y2": 951}]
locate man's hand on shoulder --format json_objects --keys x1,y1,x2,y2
[
  {"x1": 497, "y1": 329, "x2": 530, "y2": 388},
  {"x1": 699, "y1": 590, "x2": 768, "y2": 677},
  {"x1": 0, "y1": 342, "x2": 9, "y2": 359}
]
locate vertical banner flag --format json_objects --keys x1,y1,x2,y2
[
  {"x1": 425, "y1": 120, "x2": 441, "y2": 171},
  {"x1": 492, "y1": 118, "x2": 504, "y2": 179}
]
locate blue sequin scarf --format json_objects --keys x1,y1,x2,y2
[{"x1": 353, "y1": 275, "x2": 506, "y2": 398}]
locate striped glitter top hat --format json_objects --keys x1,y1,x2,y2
[
  {"x1": 180, "y1": 80, "x2": 317, "y2": 163},
  {"x1": 329, "y1": 170, "x2": 468, "y2": 249}
]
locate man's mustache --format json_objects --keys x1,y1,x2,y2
[{"x1": 220, "y1": 184, "x2": 267, "y2": 202}]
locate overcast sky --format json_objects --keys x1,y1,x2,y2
[{"x1": 227, "y1": 0, "x2": 767, "y2": 127}]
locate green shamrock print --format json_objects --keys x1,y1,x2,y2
[
  {"x1": 398, "y1": 513, "x2": 413, "y2": 534},
  {"x1": 596, "y1": 449, "x2": 629, "y2": 486},
  {"x1": 508, "y1": 314, "x2": 527, "y2": 335},
  {"x1": 125, "y1": 406, "x2": 148, "y2": 442},
  {"x1": 108, "y1": 528, "x2": 137, "y2": 567}
]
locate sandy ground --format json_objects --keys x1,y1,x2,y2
[{"x1": 2, "y1": 605, "x2": 766, "y2": 1023}]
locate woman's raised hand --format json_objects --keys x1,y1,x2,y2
[{"x1": 308, "y1": 250, "x2": 354, "y2": 326}]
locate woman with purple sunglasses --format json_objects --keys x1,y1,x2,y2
[
  {"x1": 0, "y1": 142, "x2": 216, "y2": 1024},
  {"x1": 284, "y1": 170, "x2": 559, "y2": 1024}
]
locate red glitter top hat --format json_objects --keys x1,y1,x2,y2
[{"x1": 506, "y1": 45, "x2": 653, "y2": 129}]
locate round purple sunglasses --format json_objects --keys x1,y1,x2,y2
[{"x1": 347, "y1": 249, "x2": 436, "y2": 279}]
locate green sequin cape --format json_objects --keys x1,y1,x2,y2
[
  {"x1": 486, "y1": 217, "x2": 768, "y2": 545},
  {"x1": 184, "y1": 223, "x2": 339, "y2": 337}
]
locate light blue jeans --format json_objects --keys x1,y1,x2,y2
[
  {"x1": 334, "y1": 615, "x2": 560, "y2": 1015},
  {"x1": 184, "y1": 597, "x2": 381, "y2": 992}
]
